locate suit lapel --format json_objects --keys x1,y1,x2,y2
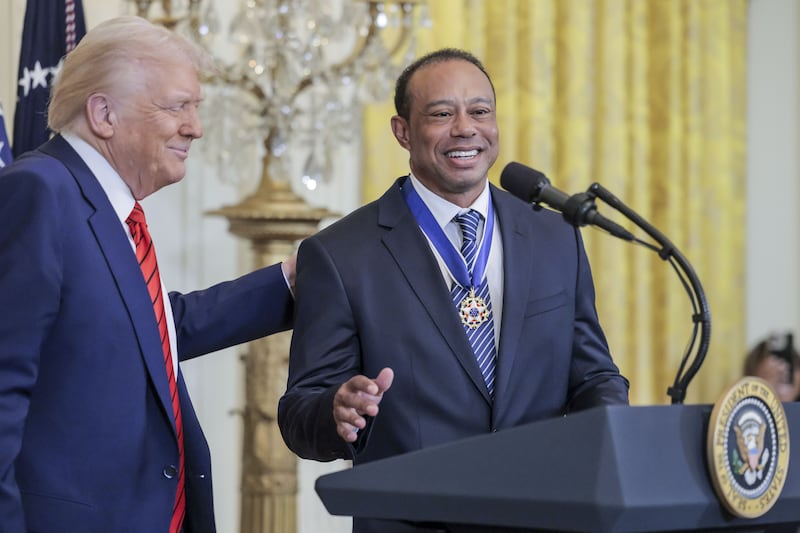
[
  {"x1": 378, "y1": 178, "x2": 491, "y2": 402},
  {"x1": 39, "y1": 136, "x2": 179, "y2": 435},
  {"x1": 491, "y1": 186, "x2": 535, "y2": 404}
]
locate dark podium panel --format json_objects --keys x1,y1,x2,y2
[{"x1": 316, "y1": 404, "x2": 800, "y2": 532}]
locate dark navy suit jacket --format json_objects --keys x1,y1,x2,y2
[
  {"x1": 0, "y1": 135, "x2": 294, "y2": 533},
  {"x1": 279, "y1": 177, "x2": 629, "y2": 533}
]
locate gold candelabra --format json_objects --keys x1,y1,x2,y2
[{"x1": 129, "y1": 1, "x2": 429, "y2": 532}]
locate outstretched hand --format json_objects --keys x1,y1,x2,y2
[{"x1": 333, "y1": 367, "x2": 394, "y2": 443}]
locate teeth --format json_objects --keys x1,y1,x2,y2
[{"x1": 447, "y1": 149, "x2": 478, "y2": 158}]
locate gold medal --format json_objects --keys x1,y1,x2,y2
[{"x1": 459, "y1": 288, "x2": 489, "y2": 329}]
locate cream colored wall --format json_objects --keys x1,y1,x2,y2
[
  {"x1": 746, "y1": 0, "x2": 800, "y2": 344},
  {"x1": 0, "y1": 0, "x2": 26, "y2": 124},
  {"x1": 0, "y1": 1, "x2": 798, "y2": 532}
]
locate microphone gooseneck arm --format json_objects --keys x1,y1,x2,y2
[
  {"x1": 499, "y1": 161, "x2": 711, "y2": 403},
  {"x1": 560, "y1": 191, "x2": 635, "y2": 241},
  {"x1": 587, "y1": 183, "x2": 711, "y2": 405}
]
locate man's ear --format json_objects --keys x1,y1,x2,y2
[
  {"x1": 85, "y1": 93, "x2": 115, "y2": 139},
  {"x1": 390, "y1": 115, "x2": 411, "y2": 150}
]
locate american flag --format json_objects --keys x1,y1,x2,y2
[{"x1": 12, "y1": 0, "x2": 86, "y2": 158}]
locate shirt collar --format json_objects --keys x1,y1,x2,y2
[
  {"x1": 62, "y1": 132, "x2": 135, "y2": 224},
  {"x1": 407, "y1": 172, "x2": 491, "y2": 230}
]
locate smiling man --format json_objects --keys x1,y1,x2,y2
[
  {"x1": 0, "y1": 16, "x2": 295, "y2": 533},
  {"x1": 279, "y1": 48, "x2": 629, "y2": 533}
]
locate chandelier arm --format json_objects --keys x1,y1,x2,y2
[
  {"x1": 385, "y1": 5, "x2": 419, "y2": 57},
  {"x1": 200, "y1": 65, "x2": 271, "y2": 111},
  {"x1": 284, "y1": 17, "x2": 379, "y2": 105},
  {"x1": 287, "y1": 1, "x2": 419, "y2": 106},
  {"x1": 328, "y1": 7, "x2": 381, "y2": 75}
]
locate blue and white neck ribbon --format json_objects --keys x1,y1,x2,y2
[{"x1": 401, "y1": 179, "x2": 494, "y2": 291}]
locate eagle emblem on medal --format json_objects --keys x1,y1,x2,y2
[{"x1": 733, "y1": 411, "x2": 769, "y2": 485}]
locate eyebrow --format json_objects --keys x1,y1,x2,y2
[{"x1": 423, "y1": 96, "x2": 494, "y2": 110}]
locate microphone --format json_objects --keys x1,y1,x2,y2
[
  {"x1": 500, "y1": 162, "x2": 634, "y2": 241},
  {"x1": 502, "y1": 162, "x2": 710, "y2": 404}
]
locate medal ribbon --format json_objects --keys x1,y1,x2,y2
[{"x1": 402, "y1": 179, "x2": 494, "y2": 291}]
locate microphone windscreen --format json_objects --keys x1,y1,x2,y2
[{"x1": 500, "y1": 162, "x2": 549, "y2": 202}]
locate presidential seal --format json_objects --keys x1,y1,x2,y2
[{"x1": 706, "y1": 376, "x2": 789, "y2": 518}]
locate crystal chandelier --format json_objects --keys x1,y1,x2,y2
[{"x1": 132, "y1": 0, "x2": 430, "y2": 194}]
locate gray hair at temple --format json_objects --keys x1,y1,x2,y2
[{"x1": 48, "y1": 15, "x2": 212, "y2": 133}]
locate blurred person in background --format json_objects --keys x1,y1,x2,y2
[{"x1": 743, "y1": 331, "x2": 800, "y2": 402}]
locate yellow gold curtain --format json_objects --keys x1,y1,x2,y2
[{"x1": 362, "y1": 0, "x2": 747, "y2": 405}]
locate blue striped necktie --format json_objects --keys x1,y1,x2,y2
[{"x1": 451, "y1": 210, "x2": 497, "y2": 399}]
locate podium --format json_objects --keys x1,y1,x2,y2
[{"x1": 315, "y1": 404, "x2": 800, "y2": 532}]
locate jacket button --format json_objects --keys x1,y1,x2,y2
[
  {"x1": 163, "y1": 465, "x2": 178, "y2": 479},
  {"x1": 491, "y1": 428, "x2": 498, "y2": 433}
]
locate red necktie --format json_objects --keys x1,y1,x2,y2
[{"x1": 126, "y1": 202, "x2": 185, "y2": 532}]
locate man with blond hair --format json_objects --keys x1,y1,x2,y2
[{"x1": 0, "y1": 16, "x2": 295, "y2": 533}]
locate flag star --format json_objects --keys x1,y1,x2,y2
[
  {"x1": 18, "y1": 67, "x2": 32, "y2": 97},
  {"x1": 0, "y1": 143, "x2": 6, "y2": 168},
  {"x1": 50, "y1": 58, "x2": 64, "y2": 82},
  {"x1": 30, "y1": 61, "x2": 50, "y2": 90}
]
